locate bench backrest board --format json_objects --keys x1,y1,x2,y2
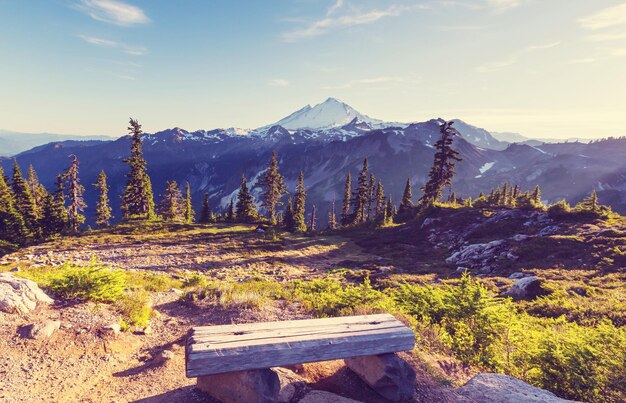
[{"x1": 186, "y1": 313, "x2": 415, "y2": 377}]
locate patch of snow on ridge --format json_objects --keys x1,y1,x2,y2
[{"x1": 479, "y1": 162, "x2": 495, "y2": 174}]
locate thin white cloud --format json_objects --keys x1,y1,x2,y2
[
  {"x1": 79, "y1": 34, "x2": 147, "y2": 56},
  {"x1": 282, "y1": 3, "x2": 422, "y2": 42},
  {"x1": 268, "y1": 79, "x2": 290, "y2": 87},
  {"x1": 75, "y1": 0, "x2": 150, "y2": 26},
  {"x1": 580, "y1": 3, "x2": 626, "y2": 30},
  {"x1": 476, "y1": 41, "x2": 560, "y2": 73},
  {"x1": 322, "y1": 76, "x2": 420, "y2": 90},
  {"x1": 326, "y1": 0, "x2": 344, "y2": 16}
]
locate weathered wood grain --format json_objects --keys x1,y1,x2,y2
[{"x1": 186, "y1": 314, "x2": 415, "y2": 377}]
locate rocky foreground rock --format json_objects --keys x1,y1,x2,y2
[
  {"x1": 0, "y1": 272, "x2": 54, "y2": 314},
  {"x1": 457, "y1": 373, "x2": 576, "y2": 403}
]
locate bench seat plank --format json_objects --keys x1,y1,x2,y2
[{"x1": 186, "y1": 314, "x2": 415, "y2": 377}]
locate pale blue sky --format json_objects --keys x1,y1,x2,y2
[{"x1": 1, "y1": 0, "x2": 625, "y2": 138}]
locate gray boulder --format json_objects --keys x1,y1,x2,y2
[
  {"x1": 0, "y1": 273, "x2": 54, "y2": 314},
  {"x1": 504, "y1": 276, "x2": 549, "y2": 300},
  {"x1": 23, "y1": 320, "x2": 61, "y2": 339},
  {"x1": 457, "y1": 373, "x2": 575, "y2": 402},
  {"x1": 345, "y1": 353, "x2": 415, "y2": 402}
]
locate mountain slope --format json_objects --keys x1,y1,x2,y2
[{"x1": 0, "y1": 130, "x2": 113, "y2": 157}]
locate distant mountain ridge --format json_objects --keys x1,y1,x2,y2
[
  {"x1": 0, "y1": 130, "x2": 113, "y2": 157},
  {"x1": 2, "y1": 99, "x2": 625, "y2": 226}
]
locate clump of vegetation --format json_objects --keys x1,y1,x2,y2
[
  {"x1": 47, "y1": 261, "x2": 125, "y2": 302},
  {"x1": 117, "y1": 290, "x2": 152, "y2": 327}
]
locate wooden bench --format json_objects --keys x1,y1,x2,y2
[{"x1": 186, "y1": 313, "x2": 416, "y2": 402}]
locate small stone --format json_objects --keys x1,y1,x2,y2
[
  {"x1": 140, "y1": 325, "x2": 153, "y2": 335},
  {"x1": 345, "y1": 353, "x2": 416, "y2": 402},
  {"x1": 504, "y1": 276, "x2": 549, "y2": 300},
  {"x1": 24, "y1": 320, "x2": 61, "y2": 339},
  {"x1": 103, "y1": 323, "x2": 121, "y2": 336},
  {"x1": 9, "y1": 267, "x2": 20, "y2": 272},
  {"x1": 169, "y1": 288, "x2": 184, "y2": 295},
  {"x1": 508, "y1": 272, "x2": 525, "y2": 280}
]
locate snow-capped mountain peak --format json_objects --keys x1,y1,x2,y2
[{"x1": 268, "y1": 97, "x2": 385, "y2": 130}]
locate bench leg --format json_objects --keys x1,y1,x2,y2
[
  {"x1": 196, "y1": 368, "x2": 280, "y2": 403},
  {"x1": 345, "y1": 353, "x2": 416, "y2": 402}
]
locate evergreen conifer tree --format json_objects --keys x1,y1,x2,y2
[
  {"x1": 121, "y1": 118, "x2": 156, "y2": 220},
  {"x1": 63, "y1": 155, "x2": 86, "y2": 232},
  {"x1": 12, "y1": 160, "x2": 38, "y2": 234},
  {"x1": 226, "y1": 199, "x2": 235, "y2": 222},
  {"x1": 41, "y1": 175, "x2": 68, "y2": 237},
  {"x1": 352, "y1": 159, "x2": 370, "y2": 224},
  {"x1": 578, "y1": 190, "x2": 599, "y2": 212},
  {"x1": 159, "y1": 180, "x2": 184, "y2": 221},
  {"x1": 292, "y1": 171, "x2": 307, "y2": 233},
  {"x1": 309, "y1": 204, "x2": 317, "y2": 232},
  {"x1": 367, "y1": 174, "x2": 375, "y2": 220},
  {"x1": 184, "y1": 182, "x2": 195, "y2": 224},
  {"x1": 399, "y1": 177, "x2": 413, "y2": 214},
  {"x1": 0, "y1": 166, "x2": 29, "y2": 244},
  {"x1": 27, "y1": 165, "x2": 47, "y2": 219},
  {"x1": 199, "y1": 193, "x2": 211, "y2": 223},
  {"x1": 93, "y1": 170, "x2": 113, "y2": 228},
  {"x1": 419, "y1": 121, "x2": 462, "y2": 205},
  {"x1": 375, "y1": 181, "x2": 385, "y2": 218},
  {"x1": 531, "y1": 185, "x2": 542, "y2": 205},
  {"x1": 385, "y1": 195, "x2": 394, "y2": 225},
  {"x1": 259, "y1": 151, "x2": 287, "y2": 225},
  {"x1": 327, "y1": 200, "x2": 337, "y2": 230},
  {"x1": 284, "y1": 198, "x2": 295, "y2": 231},
  {"x1": 235, "y1": 175, "x2": 257, "y2": 222},
  {"x1": 341, "y1": 172, "x2": 352, "y2": 226}
]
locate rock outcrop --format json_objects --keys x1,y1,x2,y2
[
  {"x1": 457, "y1": 373, "x2": 575, "y2": 403},
  {"x1": 0, "y1": 273, "x2": 54, "y2": 314}
]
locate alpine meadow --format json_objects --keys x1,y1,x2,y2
[{"x1": 1, "y1": 1, "x2": 626, "y2": 403}]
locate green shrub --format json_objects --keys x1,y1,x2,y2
[
  {"x1": 182, "y1": 272, "x2": 208, "y2": 288},
  {"x1": 117, "y1": 290, "x2": 152, "y2": 327},
  {"x1": 547, "y1": 200, "x2": 572, "y2": 219},
  {"x1": 292, "y1": 277, "x2": 392, "y2": 317},
  {"x1": 48, "y1": 262, "x2": 126, "y2": 302}
]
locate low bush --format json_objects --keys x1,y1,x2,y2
[
  {"x1": 117, "y1": 290, "x2": 152, "y2": 327},
  {"x1": 47, "y1": 261, "x2": 125, "y2": 302}
]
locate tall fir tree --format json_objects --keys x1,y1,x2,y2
[
  {"x1": 284, "y1": 198, "x2": 295, "y2": 231},
  {"x1": 531, "y1": 185, "x2": 542, "y2": 205},
  {"x1": 367, "y1": 174, "x2": 376, "y2": 221},
  {"x1": 121, "y1": 118, "x2": 156, "y2": 220},
  {"x1": 419, "y1": 121, "x2": 462, "y2": 205},
  {"x1": 578, "y1": 190, "x2": 599, "y2": 212},
  {"x1": 12, "y1": 160, "x2": 38, "y2": 234},
  {"x1": 41, "y1": 175, "x2": 67, "y2": 237},
  {"x1": 341, "y1": 172, "x2": 352, "y2": 226},
  {"x1": 235, "y1": 175, "x2": 258, "y2": 222},
  {"x1": 94, "y1": 170, "x2": 113, "y2": 228},
  {"x1": 375, "y1": 180, "x2": 385, "y2": 218},
  {"x1": 399, "y1": 177, "x2": 413, "y2": 215},
  {"x1": 27, "y1": 165, "x2": 47, "y2": 220},
  {"x1": 226, "y1": 199, "x2": 235, "y2": 222},
  {"x1": 259, "y1": 151, "x2": 287, "y2": 225},
  {"x1": 293, "y1": 171, "x2": 307, "y2": 233},
  {"x1": 159, "y1": 180, "x2": 184, "y2": 221},
  {"x1": 327, "y1": 200, "x2": 337, "y2": 230},
  {"x1": 0, "y1": 166, "x2": 29, "y2": 244},
  {"x1": 352, "y1": 159, "x2": 370, "y2": 224},
  {"x1": 64, "y1": 155, "x2": 86, "y2": 232},
  {"x1": 384, "y1": 195, "x2": 394, "y2": 225},
  {"x1": 184, "y1": 182, "x2": 195, "y2": 224},
  {"x1": 199, "y1": 193, "x2": 211, "y2": 223},
  {"x1": 309, "y1": 204, "x2": 317, "y2": 232}
]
